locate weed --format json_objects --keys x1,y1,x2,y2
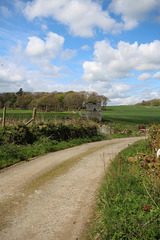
[{"x1": 86, "y1": 139, "x2": 160, "y2": 240}]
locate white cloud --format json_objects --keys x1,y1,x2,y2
[
  {"x1": 108, "y1": 88, "x2": 160, "y2": 105},
  {"x1": 0, "y1": 56, "x2": 65, "y2": 93},
  {"x1": 0, "y1": 30, "x2": 79, "y2": 93},
  {"x1": 81, "y1": 45, "x2": 90, "y2": 51},
  {"x1": 83, "y1": 40, "x2": 160, "y2": 83},
  {"x1": 25, "y1": 32, "x2": 65, "y2": 59},
  {"x1": 23, "y1": 0, "x2": 122, "y2": 37},
  {"x1": 61, "y1": 49, "x2": 77, "y2": 60},
  {"x1": 25, "y1": 32, "x2": 78, "y2": 78},
  {"x1": 109, "y1": 0, "x2": 160, "y2": 30},
  {"x1": 23, "y1": 0, "x2": 160, "y2": 36},
  {"x1": 150, "y1": 91, "x2": 159, "y2": 98},
  {"x1": 107, "y1": 84, "x2": 131, "y2": 98},
  {"x1": 138, "y1": 40, "x2": 160, "y2": 70},
  {"x1": 0, "y1": 58, "x2": 26, "y2": 92},
  {"x1": 109, "y1": 96, "x2": 140, "y2": 106},
  {"x1": 25, "y1": 36, "x2": 46, "y2": 57},
  {"x1": 137, "y1": 73, "x2": 151, "y2": 81},
  {"x1": 153, "y1": 72, "x2": 160, "y2": 79},
  {"x1": 0, "y1": 61, "x2": 24, "y2": 83}
]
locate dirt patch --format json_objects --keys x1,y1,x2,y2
[{"x1": 0, "y1": 137, "x2": 145, "y2": 240}]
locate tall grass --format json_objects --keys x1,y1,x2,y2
[{"x1": 86, "y1": 139, "x2": 160, "y2": 239}]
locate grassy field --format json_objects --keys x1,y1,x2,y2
[
  {"x1": 103, "y1": 105, "x2": 160, "y2": 125},
  {"x1": 0, "y1": 105, "x2": 160, "y2": 125},
  {"x1": 0, "y1": 109, "x2": 79, "y2": 122}
]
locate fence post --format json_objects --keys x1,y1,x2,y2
[
  {"x1": 2, "y1": 107, "x2": 6, "y2": 127},
  {"x1": 32, "y1": 107, "x2": 36, "y2": 124}
]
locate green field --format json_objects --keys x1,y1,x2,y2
[
  {"x1": 0, "y1": 109, "x2": 79, "y2": 123},
  {"x1": 103, "y1": 105, "x2": 160, "y2": 124},
  {"x1": 0, "y1": 106, "x2": 160, "y2": 129}
]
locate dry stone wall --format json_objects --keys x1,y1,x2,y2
[{"x1": 86, "y1": 102, "x2": 102, "y2": 121}]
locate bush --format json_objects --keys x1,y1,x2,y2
[{"x1": 0, "y1": 119, "x2": 98, "y2": 146}]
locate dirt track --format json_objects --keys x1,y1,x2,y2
[{"x1": 0, "y1": 137, "x2": 145, "y2": 240}]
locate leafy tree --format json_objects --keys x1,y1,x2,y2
[
  {"x1": 15, "y1": 94, "x2": 34, "y2": 109},
  {"x1": 152, "y1": 99, "x2": 160, "y2": 106},
  {"x1": 57, "y1": 93, "x2": 64, "y2": 111},
  {"x1": 0, "y1": 90, "x2": 109, "y2": 111},
  {"x1": 64, "y1": 92, "x2": 85, "y2": 110},
  {"x1": 36, "y1": 93, "x2": 58, "y2": 111},
  {"x1": 10, "y1": 93, "x2": 17, "y2": 108},
  {"x1": 86, "y1": 92, "x2": 109, "y2": 106}
]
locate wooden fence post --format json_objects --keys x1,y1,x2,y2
[
  {"x1": 32, "y1": 107, "x2": 36, "y2": 124},
  {"x1": 2, "y1": 107, "x2": 6, "y2": 127}
]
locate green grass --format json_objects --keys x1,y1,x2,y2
[
  {"x1": 86, "y1": 139, "x2": 160, "y2": 240},
  {"x1": 1, "y1": 105, "x2": 160, "y2": 124},
  {"x1": 0, "y1": 109, "x2": 79, "y2": 121},
  {"x1": 0, "y1": 135, "x2": 107, "y2": 169},
  {"x1": 102, "y1": 105, "x2": 160, "y2": 125},
  {"x1": 101, "y1": 105, "x2": 160, "y2": 135}
]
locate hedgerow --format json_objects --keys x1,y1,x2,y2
[
  {"x1": 0, "y1": 118, "x2": 102, "y2": 169},
  {"x1": 0, "y1": 118, "x2": 98, "y2": 145}
]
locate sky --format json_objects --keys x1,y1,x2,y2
[{"x1": 0, "y1": 0, "x2": 160, "y2": 105}]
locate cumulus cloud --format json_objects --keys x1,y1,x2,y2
[
  {"x1": 108, "y1": 88, "x2": 160, "y2": 105},
  {"x1": 0, "y1": 61, "x2": 24, "y2": 84},
  {"x1": 22, "y1": 0, "x2": 160, "y2": 36},
  {"x1": 25, "y1": 32, "x2": 64, "y2": 59},
  {"x1": 138, "y1": 40, "x2": 160, "y2": 71},
  {"x1": 0, "y1": 58, "x2": 28, "y2": 92},
  {"x1": 0, "y1": 56, "x2": 65, "y2": 93},
  {"x1": 24, "y1": 31, "x2": 81, "y2": 83},
  {"x1": 0, "y1": 31, "x2": 73, "y2": 92},
  {"x1": 25, "y1": 37, "x2": 46, "y2": 57},
  {"x1": 109, "y1": 0, "x2": 160, "y2": 30},
  {"x1": 23, "y1": 0, "x2": 122, "y2": 37},
  {"x1": 83, "y1": 40, "x2": 160, "y2": 83}
]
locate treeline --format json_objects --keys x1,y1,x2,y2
[
  {"x1": 136, "y1": 98, "x2": 160, "y2": 106},
  {"x1": 0, "y1": 88, "x2": 109, "y2": 111}
]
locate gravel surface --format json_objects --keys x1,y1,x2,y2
[{"x1": 0, "y1": 137, "x2": 145, "y2": 240}]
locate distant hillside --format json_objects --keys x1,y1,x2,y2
[{"x1": 135, "y1": 98, "x2": 160, "y2": 106}]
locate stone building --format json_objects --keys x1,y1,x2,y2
[{"x1": 86, "y1": 102, "x2": 102, "y2": 121}]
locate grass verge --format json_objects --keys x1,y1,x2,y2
[
  {"x1": 0, "y1": 135, "x2": 108, "y2": 169},
  {"x1": 0, "y1": 131, "x2": 141, "y2": 170},
  {"x1": 85, "y1": 139, "x2": 160, "y2": 240}
]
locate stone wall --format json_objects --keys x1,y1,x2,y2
[{"x1": 86, "y1": 102, "x2": 102, "y2": 121}]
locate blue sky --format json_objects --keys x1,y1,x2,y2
[{"x1": 0, "y1": 0, "x2": 160, "y2": 105}]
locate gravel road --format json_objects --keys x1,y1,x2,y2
[{"x1": 0, "y1": 137, "x2": 145, "y2": 240}]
